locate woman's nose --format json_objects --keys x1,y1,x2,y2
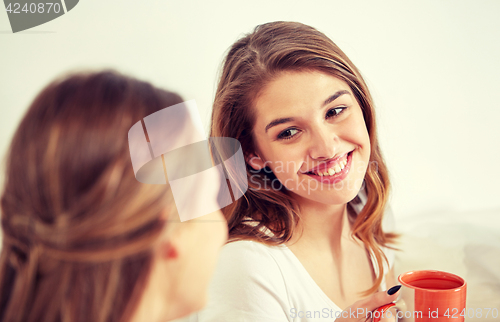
[{"x1": 308, "y1": 127, "x2": 338, "y2": 160}]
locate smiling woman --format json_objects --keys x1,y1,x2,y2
[{"x1": 177, "y1": 21, "x2": 402, "y2": 322}]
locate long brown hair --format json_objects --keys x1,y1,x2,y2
[
  {"x1": 211, "y1": 21, "x2": 397, "y2": 294},
  {"x1": 0, "y1": 71, "x2": 184, "y2": 322}
]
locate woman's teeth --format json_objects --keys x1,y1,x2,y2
[{"x1": 313, "y1": 159, "x2": 347, "y2": 177}]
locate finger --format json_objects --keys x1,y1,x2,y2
[
  {"x1": 384, "y1": 306, "x2": 398, "y2": 321},
  {"x1": 357, "y1": 285, "x2": 401, "y2": 312}
]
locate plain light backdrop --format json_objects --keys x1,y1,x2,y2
[{"x1": 1, "y1": 0, "x2": 499, "y2": 222}]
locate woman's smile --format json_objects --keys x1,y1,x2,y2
[{"x1": 301, "y1": 150, "x2": 353, "y2": 184}]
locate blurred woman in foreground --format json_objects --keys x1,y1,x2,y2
[{"x1": 0, "y1": 71, "x2": 227, "y2": 322}]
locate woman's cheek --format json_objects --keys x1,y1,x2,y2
[
  {"x1": 269, "y1": 166, "x2": 297, "y2": 192},
  {"x1": 355, "y1": 158, "x2": 369, "y2": 175}
]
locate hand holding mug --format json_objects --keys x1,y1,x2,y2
[
  {"x1": 335, "y1": 286, "x2": 401, "y2": 322},
  {"x1": 374, "y1": 270, "x2": 467, "y2": 322}
]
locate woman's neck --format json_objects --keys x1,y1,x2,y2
[
  {"x1": 286, "y1": 196, "x2": 355, "y2": 255},
  {"x1": 130, "y1": 271, "x2": 169, "y2": 322},
  {"x1": 130, "y1": 258, "x2": 184, "y2": 322}
]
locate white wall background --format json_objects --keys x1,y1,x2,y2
[{"x1": 1, "y1": 0, "x2": 499, "y2": 220}]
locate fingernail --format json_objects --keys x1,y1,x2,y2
[{"x1": 387, "y1": 285, "x2": 402, "y2": 295}]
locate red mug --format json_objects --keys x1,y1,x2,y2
[{"x1": 374, "y1": 270, "x2": 467, "y2": 322}]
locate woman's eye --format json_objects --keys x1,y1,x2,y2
[
  {"x1": 277, "y1": 128, "x2": 299, "y2": 140},
  {"x1": 326, "y1": 107, "x2": 346, "y2": 119}
]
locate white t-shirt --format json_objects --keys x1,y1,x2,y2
[{"x1": 175, "y1": 202, "x2": 396, "y2": 322}]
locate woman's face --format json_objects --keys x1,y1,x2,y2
[{"x1": 249, "y1": 70, "x2": 371, "y2": 206}]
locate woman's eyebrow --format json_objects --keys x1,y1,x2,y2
[
  {"x1": 265, "y1": 117, "x2": 295, "y2": 133},
  {"x1": 322, "y1": 90, "x2": 350, "y2": 107}
]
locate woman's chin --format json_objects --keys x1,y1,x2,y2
[{"x1": 290, "y1": 189, "x2": 360, "y2": 207}]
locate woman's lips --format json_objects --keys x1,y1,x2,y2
[
  {"x1": 305, "y1": 151, "x2": 352, "y2": 184},
  {"x1": 307, "y1": 151, "x2": 349, "y2": 175}
]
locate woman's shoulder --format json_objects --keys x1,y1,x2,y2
[
  {"x1": 222, "y1": 239, "x2": 283, "y2": 251},
  {"x1": 196, "y1": 240, "x2": 291, "y2": 322},
  {"x1": 217, "y1": 240, "x2": 287, "y2": 273},
  {"x1": 222, "y1": 239, "x2": 271, "y2": 251},
  {"x1": 215, "y1": 240, "x2": 324, "y2": 297}
]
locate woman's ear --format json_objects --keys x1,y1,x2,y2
[
  {"x1": 159, "y1": 240, "x2": 178, "y2": 260},
  {"x1": 245, "y1": 152, "x2": 266, "y2": 171}
]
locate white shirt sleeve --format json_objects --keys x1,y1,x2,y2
[{"x1": 196, "y1": 241, "x2": 291, "y2": 322}]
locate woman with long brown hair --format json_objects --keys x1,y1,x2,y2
[
  {"x1": 190, "y1": 21, "x2": 401, "y2": 321},
  {"x1": 0, "y1": 71, "x2": 227, "y2": 322}
]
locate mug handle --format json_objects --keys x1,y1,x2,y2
[{"x1": 373, "y1": 303, "x2": 396, "y2": 322}]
